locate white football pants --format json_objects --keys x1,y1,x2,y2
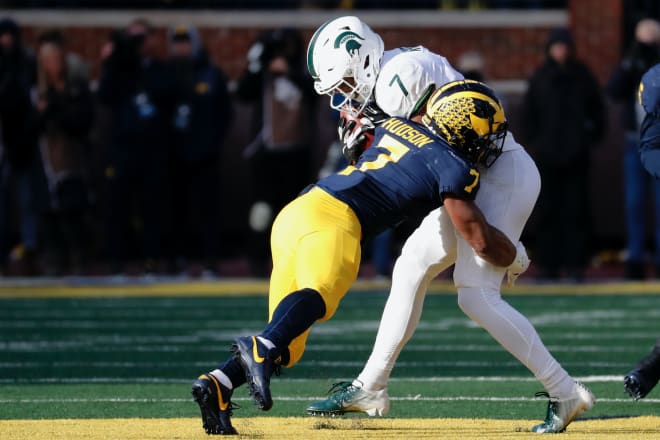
[{"x1": 357, "y1": 144, "x2": 577, "y2": 399}]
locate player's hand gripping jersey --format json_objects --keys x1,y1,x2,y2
[{"x1": 317, "y1": 116, "x2": 480, "y2": 237}]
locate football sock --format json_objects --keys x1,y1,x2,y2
[
  {"x1": 210, "y1": 368, "x2": 233, "y2": 390},
  {"x1": 457, "y1": 286, "x2": 575, "y2": 399},
  {"x1": 260, "y1": 288, "x2": 326, "y2": 349},
  {"x1": 219, "y1": 357, "x2": 246, "y2": 388}
]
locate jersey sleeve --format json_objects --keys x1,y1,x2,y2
[
  {"x1": 424, "y1": 146, "x2": 480, "y2": 201},
  {"x1": 375, "y1": 47, "x2": 464, "y2": 119}
]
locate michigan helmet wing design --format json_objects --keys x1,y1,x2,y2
[{"x1": 422, "y1": 79, "x2": 507, "y2": 167}]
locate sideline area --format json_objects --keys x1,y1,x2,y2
[
  {"x1": 1, "y1": 277, "x2": 660, "y2": 298},
  {"x1": 1, "y1": 416, "x2": 658, "y2": 440}
]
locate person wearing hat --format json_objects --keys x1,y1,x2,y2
[
  {"x1": 167, "y1": 24, "x2": 232, "y2": 275},
  {"x1": 97, "y1": 18, "x2": 176, "y2": 274},
  {"x1": 521, "y1": 27, "x2": 606, "y2": 281},
  {"x1": 0, "y1": 17, "x2": 46, "y2": 276}
]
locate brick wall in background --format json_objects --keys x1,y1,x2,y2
[
  {"x1": 570, "y1": 0, "x2": 622, "y2": 85},
  {"x1": 12, "y1": 3, "x2": 619, "y2": 85}
]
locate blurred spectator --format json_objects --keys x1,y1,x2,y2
[
  {"x1": 0, "y1": 17, "x2": 47, "y2": 275},
  {"x1": 457, "y1": 50, "x2": 486, "y2": 82},
  {"x1": 607, "y1": 18, "x2": 660, "y2": 280},
  {"x1": 521, "y1": 28, "x2": 606, "y2": 281},
  {"x1": 37, "y1": 29, "x2": 89, "y2": 84},
  {"x1": 97, "y1": 18, "x2": 175, "y2": 273},
  {"x1": 35, "y1": 38, "x2": 94, "y2": 275},
  {"x1": 235, "y1": 28, "x2": 317, "y2": 276},
  {"x1": 167, "y1": 24, "x2": 232, "y2": 275}
]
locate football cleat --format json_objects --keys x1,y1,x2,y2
[
  {"x1": 307, "y1": 381, "x2": 390, "y2": 417},
  {"x1": 191, "y1": 374, "x2": 238, "y2": 435},
  {"x1": 531, "y1": 382, "x2": 595, "y2": 434},
  {"x1": 624, "y1": 369, "x2": 658, "y2": 400},
  {"x1": 624, "y1": 345, "x2": 660, "y2": 400},
  {"x1": 232, "y1": 336, "x2": 282, "y2": 411}
]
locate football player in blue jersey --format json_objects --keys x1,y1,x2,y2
[
  {"x1": 638, "y1": 62, "x2": 660, "y2": 179},
  {"x1": 624, "y1": 62, "x2": 660, "y2": 400},
  {"x1": 190, "y1": 80, "x2": 527, "y2": 435}
]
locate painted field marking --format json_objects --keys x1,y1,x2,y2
[
  {"x1": 0, "y1": 374, "x2": 635, "y2": 384},
  {"x1": 1, "y1": 396, "x2": 659, "y2": 404}
]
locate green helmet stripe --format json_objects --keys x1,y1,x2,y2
[{"x1": 307, "y1": 19, "x2": 333, "y2": 79}]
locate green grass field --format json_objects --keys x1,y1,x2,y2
[{"x1": 1, "y1": 281, "x2": 659, "y2": 433}]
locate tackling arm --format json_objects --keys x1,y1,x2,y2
[{"x1": 443, "y1": 195, "x2": 515, "y2": 267}]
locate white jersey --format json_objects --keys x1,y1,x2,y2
[
  {"x1": 375, "y1": 46, "x2": 463, "y2": 118},
  {"x1": 375, "y1": 46, "x2": 520, "y2": 152}
]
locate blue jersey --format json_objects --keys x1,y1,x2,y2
[
  {"x1": 317, "y1": 117, "x2": 480, "y2": 237},
  {"x1": 639, "y1": 63, "x2": 660, "y2": 154}
]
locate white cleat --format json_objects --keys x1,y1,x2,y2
[
  {"x1": 307, "y1": 381, "x2": 390, "y2": 417},
  {"x1": 531, "y1": 381, "x2": 596, "y2": 433}
]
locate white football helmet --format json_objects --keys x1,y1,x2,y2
[{"x1": 307, "y1": 16, "x2": 384, "y2": 113}]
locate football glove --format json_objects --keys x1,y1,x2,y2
[
  {"x1": 506, "y1": 241, "x2": 530, "y2": 286},
  {"x1": 338, "y1": 103, "x2": 390, "y2": 164}
]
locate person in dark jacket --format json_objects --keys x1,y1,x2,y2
[
  {"x1": 168, "y1": 24, "x2": 232, "y2": 275},
  {"x1": 97, "y1": 18, "x2": 176, "y2": 274},
  {"x1": 235, "y1": 28, "x2": 317, "y2": 276},
  {"x1": 607, "y1": 18, "x2": 660, "y2": 279},
  {"x1": 521, "y1": 28, "x2": 606, "y2": 281},
  {"x1": 36, "y1": 39, "x2": 94, "y2": 275},
  {"x1": 0, "y1": 17, "x2": 46, "y2": 275}
]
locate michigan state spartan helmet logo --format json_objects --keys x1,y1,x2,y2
[
  {"x1": 307, "y1": 16, "x2": 384, "y2": 112},
  {"x1": 334, "y1": 30, "x2": 364, "y2": 56}
]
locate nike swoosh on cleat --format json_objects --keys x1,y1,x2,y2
[
  {"x1": 252, "y1": 336, "x2": 266, "y2": 363},
  {"x1": 205, "y1": 374, "x2": 229, "y2": 411}
]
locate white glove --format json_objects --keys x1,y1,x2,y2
[{"x1": 506, "y1": 241, "x2": 530, "y2": 286}]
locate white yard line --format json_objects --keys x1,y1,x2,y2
[
  {"x1": 1, "y1": 396, "x2": 658, "y2": 404},
  {"x1": 0, "y1": 375, "x2": 630, "y2": 384}
]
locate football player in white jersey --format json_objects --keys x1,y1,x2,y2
[{"x1": 306, "y1": 16, "x2": 594, "y2": 433}]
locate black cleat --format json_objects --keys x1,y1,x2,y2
[
  {"x1": 231, "y1": 336, "x2": 282, "y2": 411},
  {"x1": 624, "y1": 343, "x2": 660, "y2": 401},
  {"x1": 624, "y1": 369, "x2": 658, "y2": 400},
  {"x1": 192, "y1": 374, "x2": 238, "y2": 435}
]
